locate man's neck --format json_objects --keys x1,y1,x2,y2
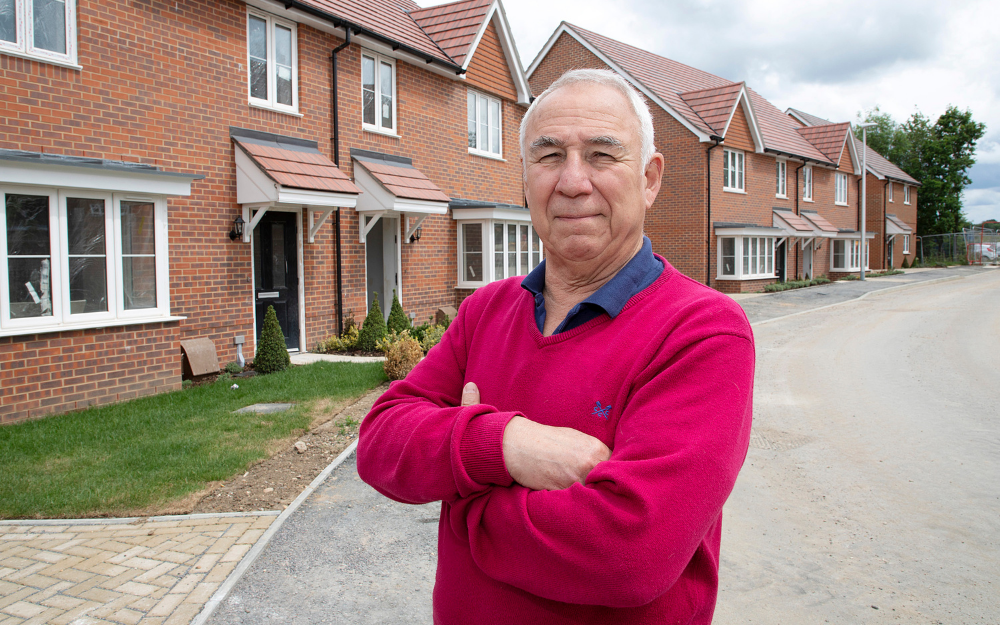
[{"x1": 541, "y1": 237, "x2": 644, "y2": 336}]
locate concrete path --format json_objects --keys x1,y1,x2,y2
[{"x1": 0, "y1": 513, "x2": 276, "y2": 625}]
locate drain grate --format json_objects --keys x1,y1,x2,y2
[{"x1": 749, "y1": 428, "x2": 811, "y2": 451}]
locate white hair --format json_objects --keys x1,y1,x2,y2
[{"x1": 520, "y1": 68, "x2": 656, "y2": 168}]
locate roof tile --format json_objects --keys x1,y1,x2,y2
[
  {"x1": 408, "y1": 0, "x2": 492, "y2": 66},
  {"x1": 234, "y1": 137, "x2": 361, "y2": 195},
  {"x1": 355, "y1": 159, "x2": 451, "y2": 202},
  {"x1": 800, "y1": 211, "x2": 840, "y2": 233}
]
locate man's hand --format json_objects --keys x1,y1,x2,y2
[{"x1": 461, "y1": 382, "x2": 611, "y2": 491}]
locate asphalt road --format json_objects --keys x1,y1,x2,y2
[
  {"x1": 207, "y1": 266, "x2": 998, "y2": 624},
  {"x1": 716, "y1": 267, "x2": 1000, "y2": 623}
]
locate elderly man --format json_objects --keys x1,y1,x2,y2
[{"x1": 357, "y1": 69, "x2": 754, "y2": 624}]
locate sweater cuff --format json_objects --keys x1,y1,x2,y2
[{"x1": 460, "y1": 411, "x2": 516, "y2": 487}]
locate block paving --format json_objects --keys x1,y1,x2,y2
[{"x1": 0, "y1": 513, "x2": 277, "y2": 624}]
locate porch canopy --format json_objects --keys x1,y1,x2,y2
[
  {"x1": 231, "y1": 127, "x2": 361, "y2": 243},
  {"x1": 773, "y1": 208, "x2": 832, "y2": 250},
  {"x1": 885, "y1": 213, "x2": 913, "y2": 239},
  {"x1": 351, "y1": 149, "x2": 450, "y2": 243}
]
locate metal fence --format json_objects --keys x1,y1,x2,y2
[{"x1": 918, "y1": 228, "x2": 1000, "y2": 265}]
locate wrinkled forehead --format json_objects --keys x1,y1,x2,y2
[{"x1": 524, "y1": 82, "x2": 639, "y2": 146}]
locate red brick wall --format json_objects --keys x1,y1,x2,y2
[{"x1": 0, "y1": 0, "x2": 526, "y2": 422}]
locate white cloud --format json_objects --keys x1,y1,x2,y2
[{"x1": 962, "y1": 188, "x2": 1000, "y2": 224}]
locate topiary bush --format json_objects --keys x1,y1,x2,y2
[
  {"x1": 356, "y1": 295, "x2": 387, "y2": 352},
  {"x1": 386, "y1": 290, "x2": 411, "y2": 334},
  {"x1": 383, "y1": 335, "x2": 423, "y2": 380},
  {"x1": 255, "y1": 305, "x2": 291, "y2": 375}
]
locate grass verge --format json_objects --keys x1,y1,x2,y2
[{"x1": 0, "y1": 362, "x2": 386, "y2": 519}]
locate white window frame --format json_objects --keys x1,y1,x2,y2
[
  {"x1": 887, "y1": 182, "x2": 893, "y2": 202},
  {"x1": 456, "y1": 219, "x2": 542, "y2": 288},
  {"x1": 835, "y1": 173, "x2": 848, "y2": 205},
  {"x1": 775, "y1": 159, "x2": 787, "y2": 198},
  {"x1": 716, "y1": 235, "x2": 776, "y2": 280},
  {"x1": 246, "y1": 9, "x2": 299, "y2": 115},
  {"x1": 904, "y1": 185, "x2": 910, "y2": 204},
  {"x1": 830, "y1": 238, "x2": 870, "y2": 272},
  {"x1": 467, "y1": 90, "x2": 503, "y2": 159},
  {"x1": 723, "y1": 149, "x2": 745, "y2": 192},
  {"x1": 902, "y1": 234, "x2": 910, "y2": 254},
  {"x1": 1, "y1": 185, "x2": 172, "y2": 336},
  {"x1": 0, "y1": 0, "x2": 78, "y2": 68},
  {"x1": 361, "y1": 51, "x2": 397, "y2": 135},
  {"x1": 803, "y1": 166, "x2": 813, "y2": 202}
]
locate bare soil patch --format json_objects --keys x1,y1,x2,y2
[{"x1": 148, "y1": 384, "x2": 388, "y2": 516}]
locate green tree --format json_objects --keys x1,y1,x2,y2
[
  {"x1": 356, "y1": 295, "x2": 387, "y2": 352},
  {"x1": 254, "y1": 305, "x2": 290, "y2": 374},
  {"x1": 386, "y1": 290, "x2": 411, "y2": 334}
]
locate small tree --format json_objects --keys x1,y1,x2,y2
[
  {"x1": 356, "y1": 294, "x2": 387, "y2": 352},
  {"x1": 386, "y1": 290, "x2": 410, "y2": 334},
  {"x1": 255, "y1": 305, "x2": 290, "y2": 374}
]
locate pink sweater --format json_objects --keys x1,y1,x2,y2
[{"x1": 357, "y1": 258, "x2": 754, "y2": 624}]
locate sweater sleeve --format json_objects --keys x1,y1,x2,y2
[
  {"x1": 356, "y1": 294, "x2": 517, "y2": 505},
  {"x1": 448, "y1": 331, "x2": 755, "y2": 608}
]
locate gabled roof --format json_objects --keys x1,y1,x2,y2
[
  {"x1": 408, "y1": 0, "x2": 492, "y2": 67},
  {"x1": 528, "y1": 23, "x2": 832, "y2": 163},
  {"x1": 232, "y1": 131, "x2": 360, "y2": 195},
  {"x1": 800, "y1": 209, "x2": 840, "y2": 234},
  {"x1": 886, "y1": 213, "x2": 913, "y2": 234},
  {"x1": 853, "y1": 137, "x2": 921, "y2": 186},
  {"x1": 773, "y1": 208, "x2": 820, "y2": 235},
  {"x1": 796, "y1": 122, "x2": 854, "y2": 166},
  {"x1": 352, "y1": 151, "x2": 450, "y2": 203},
  {"x1": 786, "y1": 108, "x2": 832, "y2": 128}
]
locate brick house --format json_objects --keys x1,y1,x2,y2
[
  {"x1": 0, "y1": 0, "x2": 531, "y2": 423},
  {"x1": 527, "y1": 22, "x2": 883, "y2": 292},
  {"x1": 786, "y1": 109, "x2": 919, "y2": 270}
]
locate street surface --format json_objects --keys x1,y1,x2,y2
[{"x1": 207, "y1": 267, "x2": 999, "y2": 624}]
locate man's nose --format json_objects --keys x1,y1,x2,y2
[{"x1": 553, "y1": 153, "x2": 593, "y2": 197}]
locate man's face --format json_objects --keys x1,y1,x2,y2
[{"x1": 523, "y1": 82, "x2": 663, "y2": 267}]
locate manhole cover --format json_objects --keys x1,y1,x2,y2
[
  {"x1": 749, "y1": 428, "x2": 811, "y2": 451},
  {"x1": 235, "y1": 403, "x2": 294, "y2": 414}
]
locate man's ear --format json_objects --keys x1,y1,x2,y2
[{"x1": 643, "y1": 152, "x2": 665, "y2": 209}]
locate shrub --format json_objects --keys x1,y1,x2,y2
[
  {"x1": 376, "y1": 329, "x2": 411, "y2": 353},
  {"x1": 410, "y1": 322, "x2": 431, "y2": 344},
  {"x1": 223, "y1": 361, "x2": 242, "y2": 374},
  {"x1": 762, "y1": 277, "x2": 830, "y2": 293},
  {"x1": 255, "y1": 305, "x2": 291, "y2": 375},
  {"x1": 386, "y1": 290, "x2": 411, "y2": 334},
  {"x1": 901, "y1": 256, "x2": 910, "y2": 269},
  {"x1": 420, "y1": 324, "x2": 446, "y2": 353},
  {"x1": 356, "y1": 295, "x2": 387, "y2": 352},
  {"x1": 314, "y1": 325, "x2": 359, "y2": 353},
  {"x1": 383, "y1": 335, "x2": 423, "y2": 380}
]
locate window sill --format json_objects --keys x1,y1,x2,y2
[
  {"x1": 775, "y1": 194, "x2": 788, "y2": 199},
  {"x1": 0, "y1": 315, "x2": 186, "y2": 338},
  {"x1": 715, "y1": 275, "x2": 776, "y2": 281},
  {"x1": 363, "y1": 126, "x2": 401, "y2": 139},
  {"x1": 723, "y1": 188, "x2": 747, "y2": 194},
  {"x1": 249, "y1": 101, "x2": 303, "y2": 117},
  {"x1": 456, "y1": 283, "x2": 487, "y2": 290},
  {"x1": 468, "y1": 149, "x2": 506, "y2": 162},
  {"x1": 802, "y1": 198, "x2": 815, "y2": 203},
  {"x1": 0, "y1": 48, "x2": 81, "y2": 70},
  {"x1": 904, "y1": 202, "x2": 910, "y2": 205},
  {"x1": 835, "y1": 201, "x2": 848, "y2": 206}
]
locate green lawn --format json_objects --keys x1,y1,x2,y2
[{"x1": 0, "y1": 362, "x2": 386, "y2": 519}]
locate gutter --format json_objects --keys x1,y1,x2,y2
[
  {"x1": 706, "y1": 136, "x2": 723, "y2": 287},
  {"x1": 883, "y1": 179, "x2": 890, "y2": 270},
  {"x1": 794, "y1": 162, "x2": 805, "y2": 280},
  {"x1": 331, "y1": 29, "x2": 352, "y2": 334},
  {"x1": 281, "y1": 0, "x2": 465, "y2": 75}
]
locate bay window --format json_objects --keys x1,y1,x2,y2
[
  {"x1": 717, "y1": 235, "x2": 776, "y2": 279},
  {"x1": 247, "y1": 10, "x2": 298, "y2": 113},
  {"x1": 457, "y1": 220, "x2": 542, "y2": 287},
  {"x1": 0, "y1": 0, "x2": 76, "y2": 67},
  {"x1": 1, "y1": 186, "x2": 170, "y2": 334},
  {"x1": 831, "y1": 238, "x2": 870, "y2": 271}
]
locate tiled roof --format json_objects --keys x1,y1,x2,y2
[
  {"x1": 565, "y1": 24, "x2": 834, "y2": 164},
  {"x1": 800, "y1": 210, "x2": 840, "y2": 233},
  {"x1": 297, "y1": 0, "x2": 454, "y2": 65},
  {"x1": 787, "y1": 108, "x2": 832, "y2": 127},
  {"x1": 797, "y1": 122, "x2": 852, "y2": 163},
  {"x1": 233, "y1": 137, "x2": 361, "y2": 195},
  {"x1": 774, "y1": 209, "x2": 818, "y2": 233},
  {"x1": 886, "y1": 213, "x2": 913, "y2": 233},
  {"x1": 408, "y1": 0, "x2": 492, "y2": 67},
  {"x1": 853, "y1": 136, "x2": 920, "y2": 185},
  {"x1": 678, "y1": 83, "x2": 744, "y2": 136},
  {"x1": 354, "y1": 158, "x2": 450, "y2": 202}
]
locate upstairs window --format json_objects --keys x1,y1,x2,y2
[
  {"x1": 723, "y1": 149, "x2": 744, "y2": 192},
  {"x1": 0, "y1": 0, "x2": 77, "y2": 67},
  {"x1": 247, "y1": 10, "x2": 298, "y2": 113},
  {"x1": 835, "y1": 173, "x2": 848, "y2": 205},
  {"x1": 803, "y1": 166, "x2": 813, "y2": 201},
  {"x1": 904, "y1": 185, "x2": 910, "y2": 204},
  {"x1": 362, "y1": 52, "x2": 396, "y2": 134},
  {"x1": 468, "y1": 91, "x2": 502, "y2": 157},
  {"x1": 775, "y1": 160, "x2": 786, "y2": 198},
  {"x1": 887, "y1": 182, "x2": 894, "y2": 202}
]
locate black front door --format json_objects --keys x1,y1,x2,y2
[
  {"x1": 253, "y1": 211, "x2": 299, "y2": 350},
  {"x1": 775, "y1": 241, "x2": 787, "y2": 282}
]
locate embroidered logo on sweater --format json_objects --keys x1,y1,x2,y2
[{"x1": 592, "y1": 401, "x2": 612, "y2": 420}]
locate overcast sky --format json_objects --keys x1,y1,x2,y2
[{"x1": 426, "y1": 0, "x2": 1000, "y2": 224}]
